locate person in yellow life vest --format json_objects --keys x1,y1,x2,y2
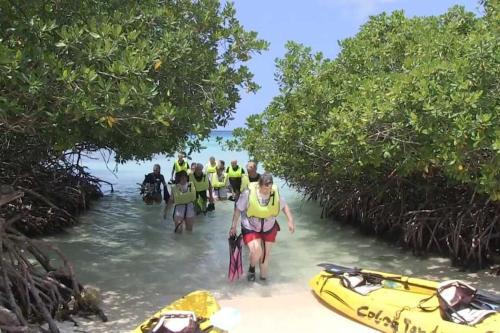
[
  {"x1": 211, "y1": 160, "x2": 229, "y2": 201},
  {"x1": 205, "y1": 156, "x2": 217, "y2": 176},
  {"x1": 226, "y1": 160, "x2": 244, "y2": 201},
  {"x1": 170, "y1": 153, "x2": 189, "y2": 183},
  {"x1": 240, "y1": 160, "x2": 261, "y2": 192},
  {"x1": 189, "y1": 163, "x2": 214, "y2": 215},
  {"x1": 229, "y1": 173, "x2": 295, "y2": 282},
  {"x1": 170, "y1": 170, "x2": 196, "y2": 233}
]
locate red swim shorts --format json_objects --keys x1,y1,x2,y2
[{"x1": 242, "y1": 223, "x2": 280, "y2": 244}]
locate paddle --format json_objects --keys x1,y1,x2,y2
[
  {"x1": 317, "y1": 263, "x2": 435, "y2": 290},
  {"x1": 470, "y1": 290, "x2": 500, "y2": 311},
  {"x1": 318, "y1": 263, "x2": 361, "y2": 276}
]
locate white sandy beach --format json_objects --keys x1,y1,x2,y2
[{"x1": 218, "y1": 286, "x2": 377, "y2": 333}]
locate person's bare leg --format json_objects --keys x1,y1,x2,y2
[
  {"x1": 259, "y1": 241, "x2": 274, "y2": 280},
  {"x1": 173, "y1": 216, "x2": 183, "y2": 233},
  {"x1": 234, "y1": 190, "x2": 241, "y2": 202},
  {"x1": 247, "y1": 239, "x2": 263, "y2": 267},
  {"x1": 246, "y1": 238, "x2": 262, "y2": 281},
  {"x1": 163, "y1": 204, "x2": 169, "y2": 219},
  {"x1": 185, "y1": 217, "x2": 194, "y2": 232}
]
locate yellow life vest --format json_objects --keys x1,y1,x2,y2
[
  {"x1": 190, "y1": 173, "x2": 209, "y2": 192},
  {"x1": 172, "y1": 182, "x2": 196, "y2": 204},
  {"x1": 174, "y1": 160, "x2": 189, "y2": 173},
  {"x1": 246, "y1": 183, "x2": 280, "y2": 218},
  {"x1": 227, "y1": 166, "x2": 243, "y2": 178},
  {"x1": 240, "y1": 174, "x2": 249, "y2": 192},
  {"x1": 211, "y1": 172, "x2": 227, "y2": 189},
  {"x1": 205, "y1": 162, "x2": 217, "y2": 174}
]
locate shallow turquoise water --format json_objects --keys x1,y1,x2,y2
[{"x1": 44, "y1": 132, "x2": 500, "y2": 332}]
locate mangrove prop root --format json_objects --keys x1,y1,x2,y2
[
  {"x1": 297, "y1": 172, "x2": 499, "y2": 270},
  {"x1": 1, "y1": 125, "x2": 109, "y2": 236},
  {"x1": 0, "y1": 128, "x2": 110, "y2": 330},
  {"x1": 0, "y1": 216, "x2": 107, "y2": 332}
]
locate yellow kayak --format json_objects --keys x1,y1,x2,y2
[
  {"x1": 310, "y1": 264, "x2": 500, "y2": 333},
  {"x1": 131, "y1": 290, "x2": 224, "y2": 333}
]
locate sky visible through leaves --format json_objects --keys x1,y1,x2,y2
[{"x1": 226, "y1": 0, "x2": 481, "y2": 129}]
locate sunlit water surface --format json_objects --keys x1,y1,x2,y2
[{"x1": 43, "y1": 132, "x2": 499, "y2": 332}]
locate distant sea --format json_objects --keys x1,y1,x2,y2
[{"x1": 82, "y1": 129, "x2": 250, "y2": 194}]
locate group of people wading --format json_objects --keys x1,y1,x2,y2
[{"x1": 141, "y1": 152, "x2": 295, "y2": 281}]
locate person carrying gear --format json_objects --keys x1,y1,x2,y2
[
  {"x1": 229, "y1": 173, "x2": 295, "y2": 282},
  {"x1": 141, "y1": 164, "x2": 170, "y2": 205}
]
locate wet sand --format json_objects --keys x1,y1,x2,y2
[{"x1": 218, "y1": 285, "x2": 377, "y2": 333}]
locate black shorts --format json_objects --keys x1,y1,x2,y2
[
  {"x1": 196, "y1": 191, "x2": 207, "y2": 200},
  {"x1": 228, "y1": 179, "x2": 242, "y2": 193}
]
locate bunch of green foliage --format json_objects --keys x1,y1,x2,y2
[
  {"x1": 235, "y1": 4, "x2": 499, "y2": 201},
  {"x1": 0, "y1": 0, "x2": 268, "y2": 161},
  {"x1": 231, "y1": 3, "x2": 499, "y2": 267}
]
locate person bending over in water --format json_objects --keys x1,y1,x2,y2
[
  {"x1": 190, "y1": 163, "x2": 214, "y2": 215},
  {"x1": 170, "y1": 171, "x2": 196, "y2": 233},
  {"x1": 141, "y1": 164, "x2": 169, "y2": 204},
  {"x1": 229, "y1": 173, "x2": 295, "y2": 281}
]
